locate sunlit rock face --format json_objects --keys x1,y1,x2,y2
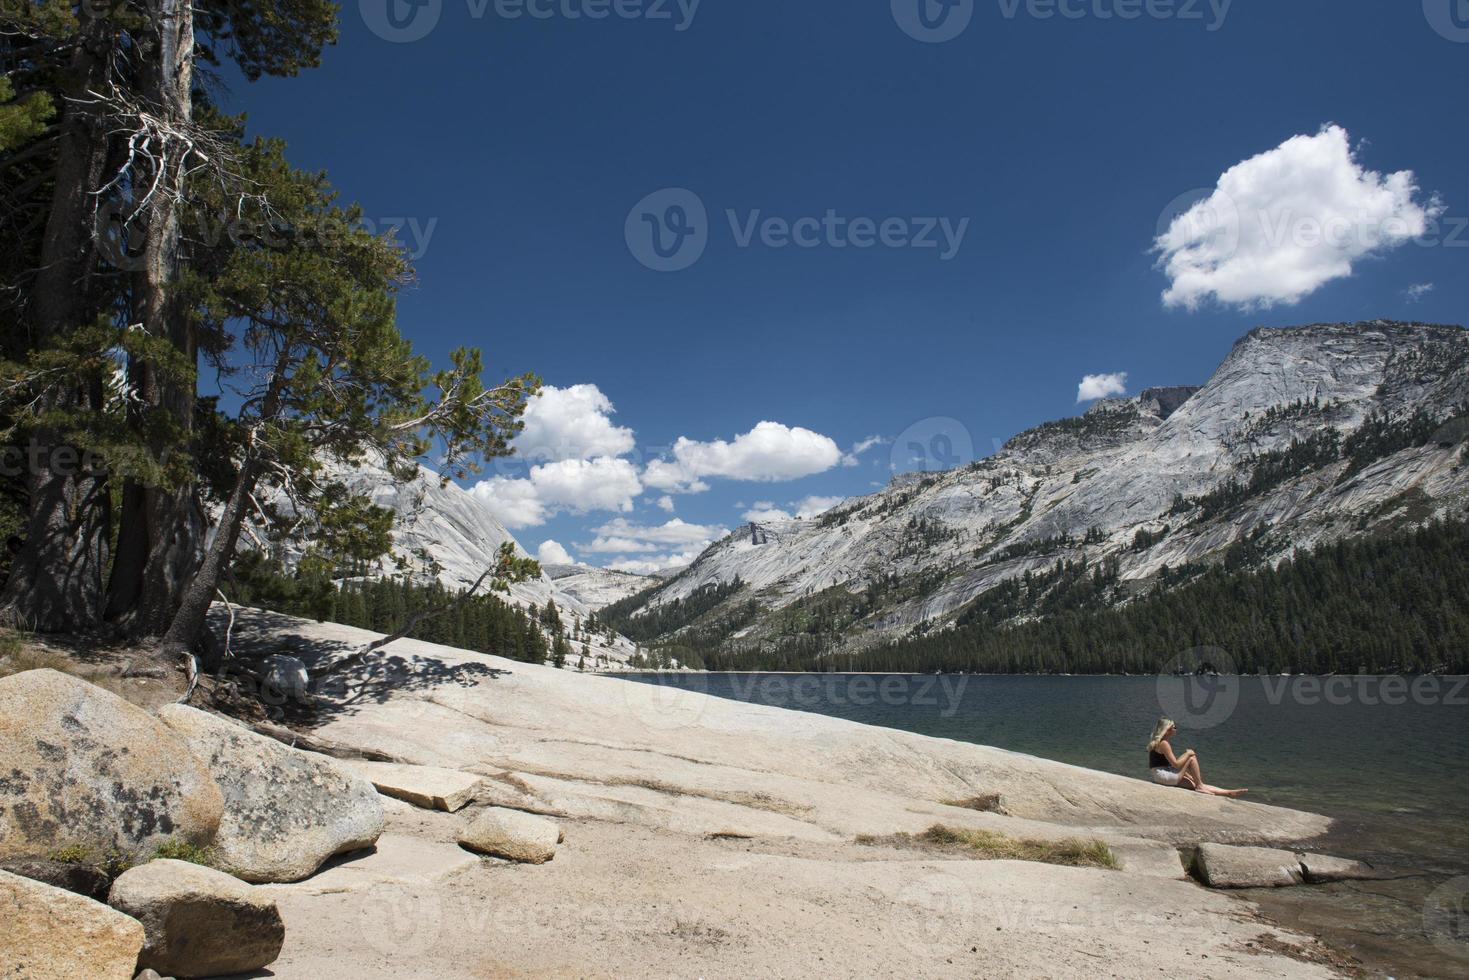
[{"x1": 621, "y1": 322, "x2": 1469, "y2": 646}]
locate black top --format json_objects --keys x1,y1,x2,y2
[{"x1": 1148, "y1": 748, "x2": 1172, "y2": 770}]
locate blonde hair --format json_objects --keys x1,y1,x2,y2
[{"x1": 1147, "y1": 718, "x2": 1175, "y2": 752}]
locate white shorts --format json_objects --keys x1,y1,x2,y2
[{"x1": 1152, "y1": 767, "x2": 1183, "y2": 787}]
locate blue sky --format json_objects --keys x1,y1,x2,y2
[{"x1": 219, "y1": 0, "x2": 1469, "y2": 572}]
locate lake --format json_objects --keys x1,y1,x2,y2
[{"x1": 621, "y1": 672, "x2": 1469, "y2": 978}]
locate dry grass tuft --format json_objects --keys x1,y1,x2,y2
[
  {"x1": 859, "y1": 824, "x2": 1119, "y2": 870},
  {"x1": 940, "y1": 794, "x2": 1005, "y2": 813},
  {"x1": 919, "y1": 825, "x2": 1119, "y2": 869},
  {"x1": 0, "y1": 637, "x2": 125, "y2": 694}
]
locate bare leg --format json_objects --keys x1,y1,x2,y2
[{"x1": 1188, "y1": 756, "x2": 1247, "y2": 797}]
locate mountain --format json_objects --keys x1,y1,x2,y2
[
  {"x1": 542, "y1": 563, "x2": 662, "y2": 611},
  {"x1": 244, "y1": 454, "x2": 651, "y2": 667},
  {"x1": 609, "y1": 321, "x2": 1469, "y2": 663}
]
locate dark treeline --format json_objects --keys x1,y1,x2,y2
[
  {"x1": 703, "y1": 518, "x2": 1469, "y2": 675},
  {"x1": 229, "y1": 554, "x2": 555, "y2": 665},
  {"x1": 601, "y1": 578, "x2": 746, "y2": 643}
]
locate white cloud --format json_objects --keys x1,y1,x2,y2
[
  {"x1": 515, "y1": 384, "x2": 635, "y2": 463},
  {"x1": 536, "y1": 539, "x2": 574, "y2": 565},
  {"x1": 841, "y1": 434, "x2": 888, "y2": 467},
  {"x1": 1077, "y1": 372, "x2": 1128, "y2": 402},
  {"x1": 471, "y1": 456, "x2": 642, "y2": 528},
  {"x1": 644, "y1": 421, "x2": 843, "y2": 493},
  {"x1": 795, "y1": 495, "x2": 844, "y2": 518},
  {"x1": 1155, "y1": 125, "x2": 1442, "y2": 310},
  {"x1": 584, "y1": 517, "x2": 724, "y2": 552},
  {"x1": 655, "y1": 494, "x2": 675, "y2": 513},
  {"x1": 582, "y1": 518, "x2": 727, "y2": 573},
  {"x1": 742, "y1": 495, "x2": 844, "y2": 523},
  {"x1": 1405, "y1": 282, "x2": 1435, "y2": 303},
  {"x1": 468, "y1": 475, "x2": 545, "y2": 528},
  {"x1": 607, "y1": 552, "x2": 701, "y2": 575},
  {"x1": 742, "y1": 503, "x2": 791, "y2": 522}
]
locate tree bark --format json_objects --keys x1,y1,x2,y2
[
  {"x1": 160, "y1": 451, "x2": 258, "y2": 660},
  {"x1": 0, "y1": 12, "x2": 115, "y2": 631},
  {"x1": 106, "y1": 0, "x2": 204, "y2": 637}
]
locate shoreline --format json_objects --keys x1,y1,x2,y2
[
  {"x1": 608, "y1": 669, "x2": 1469, "y2": 678},
  {"x1": 215, "y1": 609, "x2": 1372, "y2": 977}
]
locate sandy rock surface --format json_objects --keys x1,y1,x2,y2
[
  {"x1": 212, "y1": 610, "x2": 1345, "y2": 978},
  {"x1": 108, "y1": 858, "x2": 285, "y2": 976},
  {"x1": 345, "y1": 760, "x2": 486, "y2": 812},
  {"x1": 457, "y1": 807, "x2": 560, "y2": 863},
  {"x1": 157, "y1": 704, "x2": 384, "y2": 883},
  {"x1": 0, "y1": 669, "x2": 222, "y2": 862},
  {"x1": 1, "y1": 868, "x2": 145, "y2": 980},
  {"x1": 1195, "y1": 843, "x2": 1306, "y2": 889}
]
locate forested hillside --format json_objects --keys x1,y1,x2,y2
[{"x1": 698, "y1": 518, "x2": 1469, "y2": 674}]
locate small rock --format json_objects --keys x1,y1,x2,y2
[
  {"x1": 458, "y1": 807, "x2": 561, "y2": 864},
  {"x1": 346, "y1": 760, "x2": 486, "y2": 812},
  {"x1": 134, "y1": 971, "x2": 168, "y2": 980},
  {"x1": 1, "y1": 868, "x2": 144, "y2": 980},
  {"x1": 1298, "y1": 852, "x2": 1380, "y2": 883},
  {"x1": 109, "y1": 858, "x2": 284, "y2": 977},
  {"x1": 157, "y1": 704, "x2": 384, "y2": 883},
  {"x1": 0, "y1": 856, "x2": 111, "y2": 901},
  {"x1": 1194, "y1": 842, "x2": 1304, "y2": 888},
  {"x1": 0, "y1": 670, "x2": 224, "y2": 862},
  {"x1": 261, "y1": 654, "x2": 310, "y2": 705}
]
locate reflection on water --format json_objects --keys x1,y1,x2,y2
[{"x1": 623, "y1": 672, "x2": 1469, "y2": 977}]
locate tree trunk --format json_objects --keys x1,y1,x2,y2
[
  {"x1": 161, "y1": 350, "x2": 292, "y2": 658},
  {"x1": 106, "y1": 0, "x2": 203, "y2": 637},
  {"x1": 160, "y1": 453, "x2": 258, "y2": 661},
  {"x1": 0, "y1": 13, "x2": 115, "y2": 632}
]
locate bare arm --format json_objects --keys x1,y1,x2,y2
[{"x1": 1158, "y1": 742, "x2": 1194, "y2": 768}]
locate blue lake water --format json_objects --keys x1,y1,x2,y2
[{"x1": 621, "y1": 672, "x2": 1469, "y2": 977}]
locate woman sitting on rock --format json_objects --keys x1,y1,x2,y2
[{"x1": 1147, "y1": 718, "x2": 1247, "y2": 797}]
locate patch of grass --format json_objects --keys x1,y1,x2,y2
[
  {"x1": 920, "y1": 826, "x2": 1119, "y2": 869},
  {"x1": 0, "y1": 640, "x2": 123, "y2": 694},
  {"x1": 48, "y1": 843, "x2": 95, "y2": 864},
  {"x1": 152, "y1": 839, "x2": 219, "y2": 867},
  {"x1": 859, "y1": 824, "x2": 1119, "y2": 870},
  {"x1": 47, "y1": 843, "x2": 135, "y2": 878},
  {"x1": 0, "y1": 642, "x2": 69, "y2": 678}
]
